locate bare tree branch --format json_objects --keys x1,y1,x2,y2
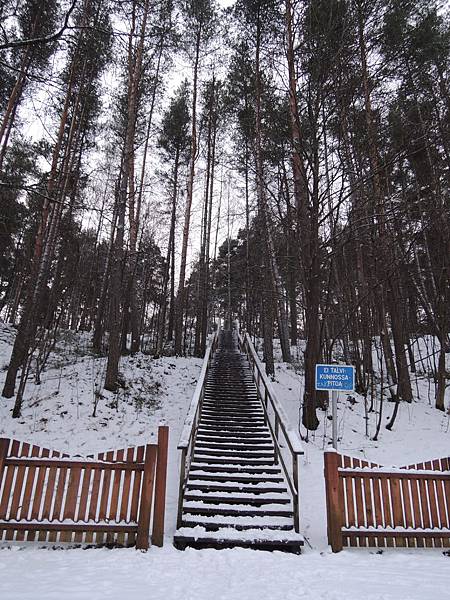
[{"x1": 0, "y1": 0, "x2": 78, "y2": 51}]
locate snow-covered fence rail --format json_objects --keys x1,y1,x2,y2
[
  {"x1": 177, "y1": 331, "x2": 219, "y2": 528},
  {"x1": 238, "y1": 333, "x2": 304, "y2": 533},
  {"x1": 0, "y1": 425, "x2": 168, "y2": 549},
  {"x1": 324, "y1": 450, "x2": 450, "y2": 552}
]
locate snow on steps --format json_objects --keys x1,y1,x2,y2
[
  {"x1": 175, "y1": 526, "x2": 304, "y2": 552},
  {"x1": 187, "y1": 470, "x2": 285, "y2": 483},
  {"x1": 182, "y1": 500, "x2": 294, "y2": 517},
  {"x1": 174, "y1": 331, "x2": 303, "y2": 553},
  {"x1": 185, "y1": 479, "x2": 288, "y2": 493},
  {"x1": 177, "y1": 525, "x2": 303, "y2": 542},
  {"x1": 181, "y1": 514, "x2": 294, "y2": 530}
]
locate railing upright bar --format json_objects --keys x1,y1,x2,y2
[
  {"x1": 293, "y1": 454, "x2": 300, "y2": 533},
  {"x1": 176, "y1": 448, "x2": 186, "y2": 529}
]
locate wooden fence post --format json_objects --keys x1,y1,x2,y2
[
  {"x1": 136, "y1": 444, "x2": 157, "y2": 550},
  {"x1": 152, "y1": 425, "x2": 169, "y2": 547},
  {"x1": 324, "y1": 450, "x2": 344, "y2": 552},
  {"x1": 0, "y1": 439, "x2": 8, "y2": 492}
]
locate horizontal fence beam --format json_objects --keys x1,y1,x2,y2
[
  {"x1": 339, "y1": 469, "x2": 450, "y2": 481},
  {"x1": 4, "y1": 458, "x2": 145, "y2": 471},
  {"x1": 343, "y1": 529, "x2": 450, "y2": 538},
  {"x1": 0, "y1": 523, "x2": 138, "y2": 533}
]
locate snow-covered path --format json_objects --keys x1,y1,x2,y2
[{"x1": 1, "y1": 544, "x2": 449, "y2": 600}]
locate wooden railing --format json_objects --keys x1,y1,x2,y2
[
  {"x1": 324, "y1": 450, "x2": 450, "y2": 551},
  {"x1": 176, "y1": 330, "x2": 219, "y2": 528},
  {"x1": 0, "y1": 426, "x2": 169, "y2": 549},
  {"x1": 238, "y1": 332, "x2": 304, "y2": 532}
]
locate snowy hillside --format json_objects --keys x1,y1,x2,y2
[{"x1": 0, "y1": 324, "x2": 202, "y2": 455}]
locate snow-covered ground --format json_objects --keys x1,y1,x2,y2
[
  {"x1": 1, "y1": 544, "x2": 449, "y2": 600},
  {"x1": 0, "y1": 324, "x2": 449, "y2": 600}
]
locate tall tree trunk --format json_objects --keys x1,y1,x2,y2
[
  {"x1": 0, "y1": 41, "x2": 33, "y2": 171},
  {"x1": 175, "y1": 25, "x2": 202, "y2": 354},
  {"x1": 200, "y1": 109, "x2": 217, "y2": 354},
  {"x1": 93, "y1": 195, "x2": 118, "y2": 353},
  {"x1": 105, "y1": 0, "x2": 149, "y2": 389},
  {"x1": 156, "y1": 152, "x2": 179, "y2": 356},
  {"x1": 285, "y1": 0, "x2": 319, "y2": 428},
  {"x1": 104, "y1": 174, "x2": 127, "y2": 391},
  {"x1": 129, "y1": 27, "x2": 164, "y2": 354}
]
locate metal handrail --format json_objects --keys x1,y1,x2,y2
[
  {"x1": 238, "y1": 332, "x2": 304, "y2": 533},
  {"x1": 176, "y1": 330, "x2": 219, "y2": 528}
]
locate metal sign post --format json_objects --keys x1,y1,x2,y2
[
  {"x1": 315, "y1": 364, "x2": 355, "y2": 450},
  {"x1": 331, "y1": 390, "x2": 338, "y2": 449}
]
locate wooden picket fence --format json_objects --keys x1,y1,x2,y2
[
  {"x1": 324, "y1": 449, "x2": 450, "y2": 551},
  {"x1": 0, "y1": 426, "x2": 168, "y2": 549}
]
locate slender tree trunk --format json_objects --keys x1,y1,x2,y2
[
  {"x1": 0, "y1": 44, "x2": 33, "y2": 171},
  {"x1": 156, "y1": 153, "x2": 179, "y2": 356},
  {"x1": 105, "y1": 0, "x2": 149, "y2": 389},
  {"x1": 285, "y1": 0, "x2": 320, "y2": 428},
  {"x1": 93, "y1": 196, "x2": 118, "y2": 353},
  {"x1": 201, "y1": 110, "x2": 217, "y2": 354},
  {"x1": 175, "y1": 25, "x2": 202, "y2": 354},
  {"x1": 129, "y1": 26, "x2": 164, "y2": 354},
  {"x1": 104, "y1": 177, "x2": 127, "y2": 390}
]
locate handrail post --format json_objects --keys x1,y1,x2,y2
[
  {"x1": 176, "y1": 447, "x2": 187, "y2": 529},
  {"x1": 274, "y1": 416, "x2": 279, "y2": 464},
  {"x1": 293, "y1": 453, "x2": 299, "y2": 533}
]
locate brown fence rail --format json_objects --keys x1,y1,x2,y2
[
  {"x1": 0, "y1": 425, "x2": 168, "y2": 550},
  {"x1": 324, "y1": 450, "x2": 450, "y2": 552}
]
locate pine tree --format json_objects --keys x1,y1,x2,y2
[{"x1": 156, "y1": 81, "x2": 191, "y2": 355}]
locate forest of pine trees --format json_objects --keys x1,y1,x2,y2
[{"x1": 0, "y1": 0, "x2": 448, "y2": 429}]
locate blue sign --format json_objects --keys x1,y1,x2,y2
[{"x1": 315, "y1": 364, "x2": 355, "y2": 392}]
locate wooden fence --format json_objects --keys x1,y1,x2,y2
[
  {"x1": 0, "y1": 426, "x2": 168, "y2": 549},
  {"x1": 324, "y1": 449, "x2": 450, "y2": 551}
]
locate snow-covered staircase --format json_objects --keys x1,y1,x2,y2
[{"x1": 174, "y1": 331, "x2": 304, "y2": 552}]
